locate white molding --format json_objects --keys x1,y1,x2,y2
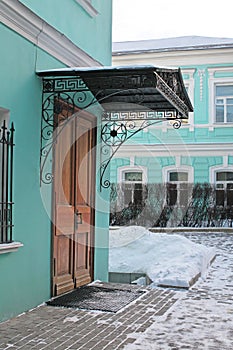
[
  {"x1": 113, "y1": 142, "x2": 233, "y2": 158},
  {"x1": 176, "y1": 155, "x2": 181, "y2": 167},
  {"x1": 0, "y1": 242, "x2": 23, "y2": 254},
  {"x1": 117, "y1": 165, "x2": 148, "y2": 184},
  {"x1": 195, "y1": 123, "x2": 233, "y2": 129},
  {"x1": 75, "y1": 0, "x2": 99, "y2": 17},
  {"x1": 130, "y1": 156, "x2": 135, "y2": 166},
  {"x1": 223, "y1": 155, "x2": 228, "y2": 167},
  {"x1": 112, "y1": 48, "x2": 233, "y2": 67},
  {"x1": 209, "y1": 165, "x2": 233, "y2": 184},
  {"x1": 208, "y1": 66, "x2": 233, "y2": 77},
  {"x1": 0, "y1": 0, "x2": 101, "y2": 67},
  {"x1": 162, "y1": 165, "x2": 194, "y2": 184}
]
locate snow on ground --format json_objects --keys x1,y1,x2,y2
[
  {"x1": 122, "y1": 231, "x2": 233, "y2": 349},
  {"x1": 109, "y1": 226, "x2": 216, "y2": 288}
]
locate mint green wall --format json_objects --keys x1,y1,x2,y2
[
  {"x1": 0, "y1": 0, "x2": 112, "y2": 322},
  {"x1": 20, "y1": 0, "x2": 112, "y2": 65},
  {"x1": 0, "y1": 24, "x2": 56, "y2": 321}
]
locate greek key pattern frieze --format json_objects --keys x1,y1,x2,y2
[
  {"x1": 43, "y1": 78, "x2": 88, "y2": 92},
  {"x1": 102, "y1": 110, "x2": 177, "y2": 122}
]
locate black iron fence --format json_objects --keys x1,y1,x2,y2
[
  {"x1": 0, "y1": 121, "x2": 15, "y2": 243},
  {"x1": 110, "y1": 182, "x2": 233, "y2": 228}
]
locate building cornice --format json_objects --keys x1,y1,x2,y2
[
  {"x1": 112, "y1": 48, "x2": 233, "y2": 67},
  {"x1": 113, "y1": 142, "x2": 233, "y2": 157},
  {"x1": 0, "y1": 0, "x2": 101, "y2": 67}
]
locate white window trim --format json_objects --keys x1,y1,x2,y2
[
  {"x1": 162, "y1": 165, "x2": 194, "y2": 184},
  {"x1": 161, "y1": 166, "x2": 193, "y2": 208},
  {"x1": 208, "y1": 67, "x2": 233, "y2": 129},
  {"x1": 0, "y1": 242, "x2": 23, "y2": 254},
  {"x1": 0, "y1": 0, "x2": 101, "y2": 67},
  {"x1": 118, "y1": 166, "x2": 148, "y2": 184},
  {"x1": 75, "y1": 0, "x2": 99, "y2": 17},
  {"x1": 209, "y1": 165, "x2": 233, "y2": 184}
]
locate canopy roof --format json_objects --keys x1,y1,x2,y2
[{"x1": 37, "y1": 65, "x2": 193, "y2": 118}]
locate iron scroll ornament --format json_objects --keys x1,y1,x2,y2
[
  {"x1": 40, "y1": 79, "x2": 184, "y2": 189},
  {"x1": 99, "y1": 111, "x2": 182, "y2": 190}
]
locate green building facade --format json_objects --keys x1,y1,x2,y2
[{"x1": 111, "y1": 37, "x2": 233, "y2": 227}]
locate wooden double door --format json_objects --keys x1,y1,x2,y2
[{"x1": 52, "y1": 110, "x2": 96, "y2": 296}]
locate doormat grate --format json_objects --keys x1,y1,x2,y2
[{"x1": 46, "y1": 285, "x2": 145, "y2": 313}]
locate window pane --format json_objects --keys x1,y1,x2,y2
[
  {"x1": 169, "y1": 172, "x2": 188, "y2": 182},
  {"x1": 216, "y1": 183, "x2": 224, "y2": 189},
  {"x1": 216, "y1": 172, "x2": 225, "y2": 181},
  {"x1": 216, "y1": 172, "x2": 233, "y2": 181},
  {"x1": 216, "y1": 85, "x2": 233, "y2": 96},
  {"x1": 167, "y1": 184, "x2": 177, "y2": 206},
  {"x1": 124, "y1": 172, "x2": 142, "y2": 182},
  {"x1": 216, "y1": 190, "x2": 224, "y2": 206},
  {"x1": 227, "y1": 104, "x2": 233, "y2": 122},
  {"x1": 216, "y1": 105, "x2": 224, "y2": 122},
  {"x1": 124, "y1": 189, "x2": 131, "y2": 206},
  {"x1": 134, "y1": 183, "x2": 143, "y2": 204},
  {"x1": 227, "y1": 188, "x2": 233, "y2": 206},
  {"x1": 180, "y1": 187, "x2": 188, "y2": 207}
]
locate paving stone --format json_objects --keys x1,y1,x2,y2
[{"x1": 1, "y1": 232, "x2": 233, "y2": 349}]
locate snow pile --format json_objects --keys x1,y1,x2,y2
[{"x1": 109, "y1": 226, "x2": 216, "y2": 288}]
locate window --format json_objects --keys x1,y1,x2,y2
[
  {"x1": 215, "y1": 85, "x2": 233, "y2": 123},
  {"x1": 167, "y1": 171, "x2": 189, "y2": 207},
  {"x1": 0, "y1": 112, "x2": 15, "y2": 244},
  {"x1": 208, "y1": 68, "x2": 233, "y2": 126},
  {"x1": 123, "y1": 171, "x2": 143, "y2": 207},
  {"x1": 215, "y1": 171, "x2": 233, "y2": 207}
]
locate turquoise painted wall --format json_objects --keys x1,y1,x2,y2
[
  {"x1": 0, "y1": 24, "x2": 57, "y2": 321},
  {"x1": 20, "y1": 0, "x2": 112, "y2": 65},
  {"x1": 0, "y1": 0, "x2": 112, "y2": 322}
]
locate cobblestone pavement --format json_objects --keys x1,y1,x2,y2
[
  {"x1": 123, "y1": 231, "x2": 233, "y2": 350},
  {"x1": 0, "y1": 285, "x2": 177, "y2": 350},
  {"x1": 0, "y1": 232, "x2": 233, "y2": 350}
]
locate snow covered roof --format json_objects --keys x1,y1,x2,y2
[{"x1": 112, "y1": 35, "x2": 233, "y2": 55}]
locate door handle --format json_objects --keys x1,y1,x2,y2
[{"x1": 75, "y1": 210, "x2": 82, "y2": 224}]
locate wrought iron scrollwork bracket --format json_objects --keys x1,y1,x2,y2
[
  {"x1": 40, "y1": 77, "x2": 183, "y2": 190},
  {"x1": 99, "y1": 111, "x2": 182, "y2": 190}
]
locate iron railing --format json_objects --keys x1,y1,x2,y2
[{"x1": 0, "y1": 120, "x2": 15, "y2": 243}]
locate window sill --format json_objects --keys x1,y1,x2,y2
[
  {"x1": 0, "y1": 242, "x2": 23, "y2": 254},
  {"x1": 214, "y1": 122, "x2": 233, "y2": 125}
]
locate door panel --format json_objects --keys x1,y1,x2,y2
[
  {"x1": 52, "y1": 107, "x2": 96, "y2": 296},
  {"x1": 74, "y1": 117, "x2": 95, "y2": 288},
  {"x1": 74, "y1": 231, "x2": 91, "y2": 287}
]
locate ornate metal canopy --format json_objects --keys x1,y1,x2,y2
[{"x1": 37, "y1": 65, "x2": 193, "y2": 188}]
